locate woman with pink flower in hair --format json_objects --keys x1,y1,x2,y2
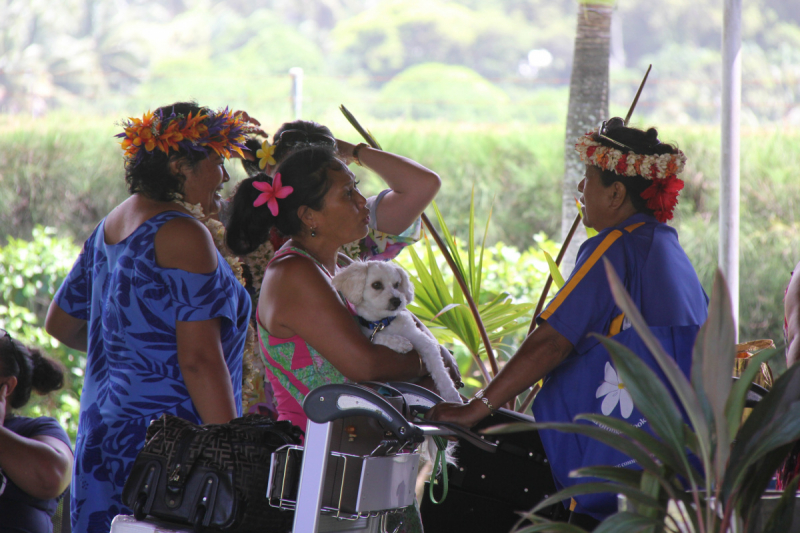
[{"x1": 430, "y1": 117, "x2": 709, "y2": 529}]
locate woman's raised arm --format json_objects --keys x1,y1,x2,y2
[{"x1": 337, "y1": 139, "x2": 440, "y2": 235}]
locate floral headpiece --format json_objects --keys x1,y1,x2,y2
[
  {"x1": 116, "y1": 107, "x2": 250, "y2": 166},
  {"x1": 253, "y1": 173, "x2": 293, "y2": 216},
  {"x1": 575, "y1": 130, "x2": 688, "y2": 223}
]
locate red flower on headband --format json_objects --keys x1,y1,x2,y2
[
  {"x1": 640, "y1": 175, "x2": 684, "y2": 223},
  {"x1": 253, "y1": 173, "x2": 293, "y2": 216}
]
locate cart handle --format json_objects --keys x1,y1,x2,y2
[{"x1": 303, "y1": 384, "x2": 424, "y2": 443}]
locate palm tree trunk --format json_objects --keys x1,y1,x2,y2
[{"x1": 561, "y1": 2, "x2": 613, "y2": 274}]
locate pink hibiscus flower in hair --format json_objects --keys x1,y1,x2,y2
[
  {"x1": 252, "y1": 173, "x2": 294, "y2": 216},
  {"x1": 640, "y1": 175, "x2": 684, "y2": 223}
]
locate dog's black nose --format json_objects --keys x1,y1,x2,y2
[{"x1": 389, "y1": 297, "x2": 402, "y2": 310}]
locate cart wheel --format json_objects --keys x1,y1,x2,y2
[{"x1": 132, "y1": 494, "x2": 147, "y2": 521}]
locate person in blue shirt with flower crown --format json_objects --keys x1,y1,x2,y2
[
  {"x1": 429, "y1": 117, "x2": 708, "y2": 529},
  {"x1": 45, "y1": 102, "x2": 257, "y2": 533}
]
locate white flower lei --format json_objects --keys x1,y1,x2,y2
[{"x1": 575, "y1": 133, "x2": 687, "y2": 180}]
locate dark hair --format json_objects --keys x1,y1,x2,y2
[
  {"x1": 0, "y1": 333, "x2": 65, "y2": 414},
  {"x1": 593, "y1": 117, "x2": 680, "y2": 215},
  {"x1": 124, "y1": 101, "x2": 209, "y2": 202},
  {"x1": 239, "y1": 121, "x2": 335, "y2": 178},
  {"x1": 226, "y1": 144, "x2": 340, "y2": 255}
]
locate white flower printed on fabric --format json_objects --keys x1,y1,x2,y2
[{"x1": 596, "y1": 362, "x2": 634, "y2": 419}]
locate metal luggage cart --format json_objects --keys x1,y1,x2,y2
[{"x1": 267, "y1": 382, "x2": 496, "y2": 533}]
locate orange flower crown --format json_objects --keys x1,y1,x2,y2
[
  {"x1": 117, "y1": 107, "x2": 250, "y2": 166},
  {"x1": 575, "y1": 131, "x2": 688, "y2": 223}
]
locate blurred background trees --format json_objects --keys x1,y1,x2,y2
[{"x1": 0, "y1": 0, "x2": 797, "y2": 123}]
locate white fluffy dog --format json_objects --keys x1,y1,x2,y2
[{"x1": 332, "y1": 261, "x2": 462, "y2": 403}]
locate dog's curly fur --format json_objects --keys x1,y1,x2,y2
[{"x1": 332, "y1": 261, "x2": 462, "y2": 403}]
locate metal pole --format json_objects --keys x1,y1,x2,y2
[
  {"x1": 289, "y1": 67, "x2": 303, "y2": 120},
  {"x1": 721, "y1": 0, "x2": 741, "y2": 339}
]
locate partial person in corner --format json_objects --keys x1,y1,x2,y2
[{"x1": 0, "y1": 331, "x2": 73, "y2": 533}]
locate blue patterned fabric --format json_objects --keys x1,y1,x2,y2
[{"x1": 54, "y1": 211, "x2": 250, "y2": 533}]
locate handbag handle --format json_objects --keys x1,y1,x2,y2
[{"x1": 166, "y1": 425, "x2": 202, "y2": 490}]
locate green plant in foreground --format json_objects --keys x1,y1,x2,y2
[{"x1": 487, "y1": 263, "x2": 800, "y2": 533}]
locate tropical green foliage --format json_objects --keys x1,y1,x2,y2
[
  {"x1": 487, "y1": 266, "x2": 799, "y2": 533},
  {"x1": 393, "y1": 197, "x2": 539, "y2": 389},
  {"x1": 0, "y1": 227, "x2": 84, "y2": 442}
]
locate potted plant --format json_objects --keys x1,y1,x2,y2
[{"x1": 487, "y1": 263, "x2": 800, "y2": 533}]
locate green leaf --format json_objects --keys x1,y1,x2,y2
[
  {"x1": 761, "y1": 475, "x2": 800, "y2": 533},
  {"x1": 724, "y1": 398, "x2": 800, "y2": 500},
  {"x1": 483, "y1": 421, "x2": 662, "y2": 473},
  {"x1": 592, "y1": 512, "x2": 664, "y2": 533},
  {"x1": 433, "y1": 303, "x2": 464, "y2": 319},
  {"x1": 544, "y1": 251, "x2": 566, "y2": 289},
  {"x1": 595, "y1": 336, "x2": 692, "y2": 478},
  {"x1": 737, "y1": 443, "x2": 796, "y2": 526},
  {"x1": 575, "y1": 414, "x2": 701, "y2": 481},
  {"x1": 513, "y1": 522, "x2": 588, "y2": 533},
  {"x1": 570, "y1": 466, "x2": 642, "y2": 487},
  {"x1": 690, "y1": 269, "x2": 736, "y2": 481},
  {"x1": 602, "y1": 258, "x2": 712, "y2": 480},
  {"x1": 725, "y1": 346, "x2": 782, "y2": 443},
  {"x1": 531, "y1": 482, "x2": 663, "y2": 515}
]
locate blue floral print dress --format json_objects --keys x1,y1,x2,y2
[{"x1": 54, "y1": 211, "x2": 251, "y2": 533}]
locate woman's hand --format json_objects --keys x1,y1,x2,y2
[
  {"x1": 426, "y1": 398, "x2": 490, "y2": 429},
  {"x1": 349, "y1": 145, "x2": 440, "y2": 235},
  {"x1": 335, "y1": 138, "x2": 357, "y2": 166}
]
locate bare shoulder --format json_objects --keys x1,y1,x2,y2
[
  {"x1": 155, "y1": 216, "x2": 218, "y2": 273},
  {"x1": 260, "y1": 253, "x2": 342, "y2": 333},
  {"x1": 266, "y1": 253, "x2": 334, "y2": 294}
]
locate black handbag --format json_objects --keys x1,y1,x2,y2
[
  {"x1": 420, "y1": 408, "x2": 568, "y2": 533},
  {"x1": 122, "y1": 413, "x2": 302, "y2": 532}
]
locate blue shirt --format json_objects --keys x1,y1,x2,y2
[
  {"x1": 0, "y1": 416, "x2": 72, "y2": 533},
  {"x1": 533, "y1": 213, "x2": 708, "y2": 520}
]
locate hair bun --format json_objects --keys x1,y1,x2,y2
[
  {"x1": 605, "y1": 117, "x2": 625, "y2": 131},
  {"x1": 645, "y1": 127, "x2": 660, "y2": 145}
]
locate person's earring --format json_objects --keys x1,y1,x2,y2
[{"x1": 310, "y1": 227, "x2": 317, "y2": 237}]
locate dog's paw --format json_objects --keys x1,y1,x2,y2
[{"x1": 375, "y1": 334, "x2": 414, "y2": 353}]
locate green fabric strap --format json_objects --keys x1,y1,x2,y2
[{"x1": 427, "y1": 436, "x2": 449, "y2": 504}]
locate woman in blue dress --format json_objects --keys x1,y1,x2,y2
[{"x1": 45, "y1": 102, "x2": 254, "y2": 533}]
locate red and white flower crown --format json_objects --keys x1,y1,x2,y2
[{"x1": 575, "y1": 131, "x2": 688, "y2": 223}]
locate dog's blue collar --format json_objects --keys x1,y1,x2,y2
[
  {"x1": 358, "y1": 315, "x2": 397, "y2": 331},
  {"x1": 357, "y1": 315, "x2": 397, "y2": 342}
]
